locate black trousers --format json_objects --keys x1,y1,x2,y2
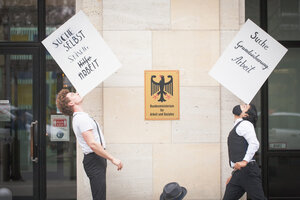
[
  {"x1": 83, "y1": 153, "x2": 107, "y2": 200},
  {"x1": 223, "y1": 162, "x2": 267, "y2": 200}
]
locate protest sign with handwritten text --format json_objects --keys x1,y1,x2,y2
[
  {"x1": 209, "y1": 19, "x2": 288, "y2": 103},
  {"x1": 42, "y1": 11, "x2": 121, "y2": 97}
]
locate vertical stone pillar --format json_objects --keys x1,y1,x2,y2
[
  {"x1": 220, "y1": 0, "x2": 245, "y2": 199},
  {"x1": 75, "y1": 1, "x2": 103, "y2": 199}
]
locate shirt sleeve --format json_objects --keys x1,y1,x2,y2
[
  {"x1": 76, "y1": 115, "x2": 94, "y2": 133},
  {"x1": 236, "y1": 120, "x2": 260, "y2": 162}
]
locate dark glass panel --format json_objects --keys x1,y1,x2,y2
[
  {"x1": 45, "y1": 2, "x2": 76, "y2": 199},
  {"x1": 268, "y1": 49, "x2": 300, "y2": 150},
  {"x1": 269, "y1": 156, "x2": 300, "y2": 197},
  {"x1": 268, "y1": 0, "x2": 300, "y2": 40},
  {"x1": 0, "y1": 0, "x2": 38, "y2": 41},
  {"x1": 46, "y1": 0, "x2": 76, "y2": 36},
  {"x1": 245, "y1": 0, "x2": 260, "y2": 25},
  {"x1": 45, "y1": 57, "x2": 76, "y2": 200},
  {"x1": 0, "y1": 54, "x2": 34, "y2": 198}
]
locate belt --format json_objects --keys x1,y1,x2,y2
[
  {"x1": 84, "y1": 152, "x2": 95, "y2": 156},
  {"x1": 84, "y1": 149, "x2": 106, "y2": 156},
  {"x1": 248, "y1": 160, "x2": 256, "y2": 165}
]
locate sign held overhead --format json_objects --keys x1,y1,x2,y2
[
  {"x1": 209, "y1": 19, "x2": 288, "y2": 103},
  {"x1": 42, "y1": 10, "x2": 122, "y2": 97}
]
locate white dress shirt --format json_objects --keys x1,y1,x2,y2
[{"x1": 230, "y1": 118, "x2": 259, "y2": 168}]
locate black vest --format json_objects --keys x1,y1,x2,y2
[{"x1": 227, "y1": 120, "x2": 249, "y2": 166}]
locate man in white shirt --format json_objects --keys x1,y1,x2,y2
[
  {"x1": 56, "y1": 89, "x2": 123, "y2": 200},
  {"x1": 223, "y1": 104, "x2": 266, "y2": 200}
]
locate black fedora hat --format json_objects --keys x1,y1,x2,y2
[{"x1": 160, "y1": 182, "x2": 187, "y2": 200}]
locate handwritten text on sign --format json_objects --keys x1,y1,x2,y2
[
  {"x1": 42, "y1": 11, "x2": 122, "y2": 97},
  {"x1": 209, "y1": 19, "x2": 288, "y2": 103}
]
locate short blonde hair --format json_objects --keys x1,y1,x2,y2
[{"x1": 56, "y1": 89, "x2": 73, "y2": 116}]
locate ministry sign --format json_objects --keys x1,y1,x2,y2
[
  {"x1": 209, "y1": 19, "x2": 288, "y2": 103},
  {"x1": 42, "y1": 11, "x2": 122, "y2": 97},
  {"x1": 145, "y1": 70, "x2": 180, "y2": 120}
]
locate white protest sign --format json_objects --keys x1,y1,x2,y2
[
  {"x1": 42, "y1": 11, "x2": 122, "y2": 97},
  {"x1": 209, "y1": 19, "x2": 288, "y2": 103}
]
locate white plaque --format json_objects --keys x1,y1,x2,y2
[
  {"x1": 0, "y1": 100, "x2": 10, "y2": 122},
  {"x1": 50, "y1": 115, "x2": 69, "y2": 142}
]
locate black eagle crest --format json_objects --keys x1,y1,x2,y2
[{"x1": 151, "y1": 75, "x2": 173, "y2": 102}]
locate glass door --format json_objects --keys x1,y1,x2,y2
[
  {"x1": 247, "y1": 0, "x2": 300, "y2": 199},
  {"x1": 0, "y1": 49, "x2": 39, "y2": 200},
  {"x1": 45, "y1": 1, "x2": 76, "y2": 199},
  {"x1": 45, "y1": 58, "x2": 76, "y2": 200},
  {"x1": 267, "y1": 48, "x2": 300, "y2": 198},
  {"x1": 0, "y1": 0, "x2": 77, "y2": 199}
]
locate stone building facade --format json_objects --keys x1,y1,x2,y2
[{"x1": 76, "y1": 0, "x2": 245, "y2": 199}]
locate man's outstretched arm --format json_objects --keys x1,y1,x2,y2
[{"x1": 82, "y1": 130, "x2": 123, "y2": 170}]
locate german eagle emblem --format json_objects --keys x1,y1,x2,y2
[{"x1": 151, "y1": 75, "x2": 173, "y2": 102}]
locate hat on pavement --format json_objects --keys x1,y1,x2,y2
[{"x1": 160, "y1": 182, "x2": 187, "y2": 200}]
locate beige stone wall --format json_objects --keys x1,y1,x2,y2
[
  {"x1": 76, "y1": 1, "x2": 102, "y2": 200},
  {"x1": 220, "y1": 0, "x2": 245, "y2": 199},
  {"x1": 76, "y1": 0, "x2": 245, "y2": 199}
]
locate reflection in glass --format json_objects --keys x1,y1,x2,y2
[
  {"x1": 46, "y1": 0, "x2": 75, "y2": 36},
  {"x1": 46, "y1": 56, "x2": 76, "y2": 200},
  {"x1": 0, "y1": 0, "x2": 38, "y2": 41},
  {"x1": 45, "y1": 2, "x2": 76, "y2": 199},
  {"x1": 268, "y1": 0, "x2": 300, "y2": 40},
  {"x1": 269, "y1": 49, "x2": 300, "y2": 150},
  {"x1": 0, "y1": 54, "x2": 33, "y2": 197}
]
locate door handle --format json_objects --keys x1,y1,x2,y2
[{"x1": 30, "y1": 120, "x2": 38, "y2": 163}]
